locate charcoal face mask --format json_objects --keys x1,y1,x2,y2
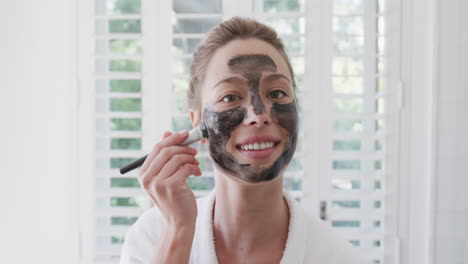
[{"x1": 203, "y1": 54, "x2": 298, "y2": 182}]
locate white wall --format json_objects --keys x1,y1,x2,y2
[
  {"x1": 433, "y1": 0, "x2": 468, "y2": 263},
  {"x1": 398, "y1": 0, "x2": 438, "y2": 262},
  {"x1": 0, "y1": 1, "x2": 79, "y2": 263},
  {"x1": 398, "y1": 0, "x2": 468, "y2": 263}
]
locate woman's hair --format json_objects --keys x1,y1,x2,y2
[{"x1": 187, "y1": 16, "x2": 296, "y2": 111}]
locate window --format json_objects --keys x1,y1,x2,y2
[
  {"x1": 327, "y1": 1, "x2": 393, "y2": 263},
  {"x1": 79, "y1": 0, "x2": 400, "y2": 263},
  {"x1": 93, "y1": 0, "x2": 146, "y2": 262}
]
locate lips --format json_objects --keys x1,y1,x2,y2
[{"x1": 235, "y1": 135, "x2": 280, "y2": 160}]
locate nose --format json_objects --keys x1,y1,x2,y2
[{"x1": 243, "y1": 105, "x2": 272, "y2": 127}]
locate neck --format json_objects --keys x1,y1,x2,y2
[{"x1": 212, "y1": 171, "x2": 290, "y2": 255}]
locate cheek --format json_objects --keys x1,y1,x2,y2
[
  {"x1": 271, "y1": 102, "x2": 299, "y2": 136},
  {"x1": 226, "y1": 141, "x2": 237, "y2": 153},
  {"x1": 202, "y1": 107, "x2": 247, "y2": 143}
]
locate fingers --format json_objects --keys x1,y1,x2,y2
[
  {"x1": 141, "y1": 146, "x2": 197, "y2": 181},
  {"x1": 157, "y1": 154, "x2": 200, "y2": 180},
  {"x1": 162, "y1": 131, "x2": 172, "y2": 139},
  {"x1": 139, "y1": 155, "x2": 201, "y2": 201},
  {"x1": 166, "y1": 164, "x2": 202, "y2": 185},
  {"x1": 159, "y1": 131, "x2": 189, "y2": 147},
  {"x1": 148, "y1": 164, "x2": 200, "y2": 209},
  {"x1": 140, "y1": 131, "x2": 189, "y2": 172}
]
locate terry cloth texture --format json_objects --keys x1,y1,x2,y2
[{"x1": 120, "y1": 190, "x2": 365, "y2": 264}]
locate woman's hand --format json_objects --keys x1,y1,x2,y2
[{"x1": 138, "y1": 131, "x2": 202, "y2": 228}]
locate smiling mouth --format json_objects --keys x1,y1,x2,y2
[{"x1": 236, "y1": 141, "x2": 279, "y2": 151}]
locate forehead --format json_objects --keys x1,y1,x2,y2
[{"x1": 203, "y1": 38, "x2": 292, "y2": 86}]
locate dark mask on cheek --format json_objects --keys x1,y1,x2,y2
[
  {"x1": 202, "y1": 102, "x2": 298, "y2": 182},
  {"x1": 202, "y1": 54, "x2": 299, "y2": 182}
]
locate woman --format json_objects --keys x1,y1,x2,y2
[{"x1": 120, "y1": 17, "x2": 364, "y2": 264}]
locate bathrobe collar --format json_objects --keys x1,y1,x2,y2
[{"x1": 192, "y1": 190, "x2": 307, "y2": 263}]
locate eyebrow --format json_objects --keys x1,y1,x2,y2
[
  {"x1": 212, "y1": 76, "x2": 247, "y2": 90},
  {"x1": 262, "y1": 73, "x2": 292, "y2": 85},
  {"x1": 212, "y1": 73, "x2": 292, "y2": 91}
]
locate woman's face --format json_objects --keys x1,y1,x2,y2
[{"x1": 195, "y1": 38, "x2": 298, "y2": 183}]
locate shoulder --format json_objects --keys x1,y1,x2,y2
[
  {"x1": 284, "y1": 192, "x2": 366, "y2": 264},
  {"x1": 126, "y1": 204, "x2": 165, "y2": 239},
  {"x1": 120, "y1": 206, "x2": 164, "y2": 263},
  {"x1": 302, "y1": 211, "x2": 366, "y2": 263},
  {"x1": 120, "y1": 194, "x2": 214, "y2": 264},
  {"x1": 123, "y1": 193, "x2": 212, "y2": 242}
]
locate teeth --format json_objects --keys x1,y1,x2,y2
[{"x1": 239, "y1": 142, "x2": 275, "y2": 151}]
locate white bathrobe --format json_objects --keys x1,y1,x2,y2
[{"x1": 120, "y1": 190, "x2": 365, "y2": 263}]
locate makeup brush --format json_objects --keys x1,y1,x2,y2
[{"x1": 119, "y1": 122, "x2": 208, "y2": 175}]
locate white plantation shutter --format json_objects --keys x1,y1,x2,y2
[
  {"x1": 79, "y1": 0, "x2": 400, "y2": 262},
  {"x1": 89, "y1": 0, "x2": 174, "y2": 262},
  {"x1": 92, "y1": 0, "x2": 164, "y2": 262},
  {"x1": 93, "y1": 0, "x2": 143, "y2": 260},
  {"x1": 302, "y1": 0, "x2": 400, "y2": 263}
]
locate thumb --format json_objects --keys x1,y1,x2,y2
[{"x1": 162, "y1": 131, "x2": 172, "y2": 139}]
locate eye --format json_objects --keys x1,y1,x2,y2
[
  {"x1": 268, "y1": 90, "x2": 287, "y2": 99},
  {"x1": 221, "y1": 94, "x2": 241, "y2": 103}
]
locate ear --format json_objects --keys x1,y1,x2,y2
[{"x1": 190, "y1": 110, "x2": 201, "y2": 128}]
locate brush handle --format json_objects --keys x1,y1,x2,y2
[
  {"x1": 119, "y1": 154, "x2": 148, "y2": 174},
  {"x1": 119, "y1": 125, "x2": 208, "y2": 175}
]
